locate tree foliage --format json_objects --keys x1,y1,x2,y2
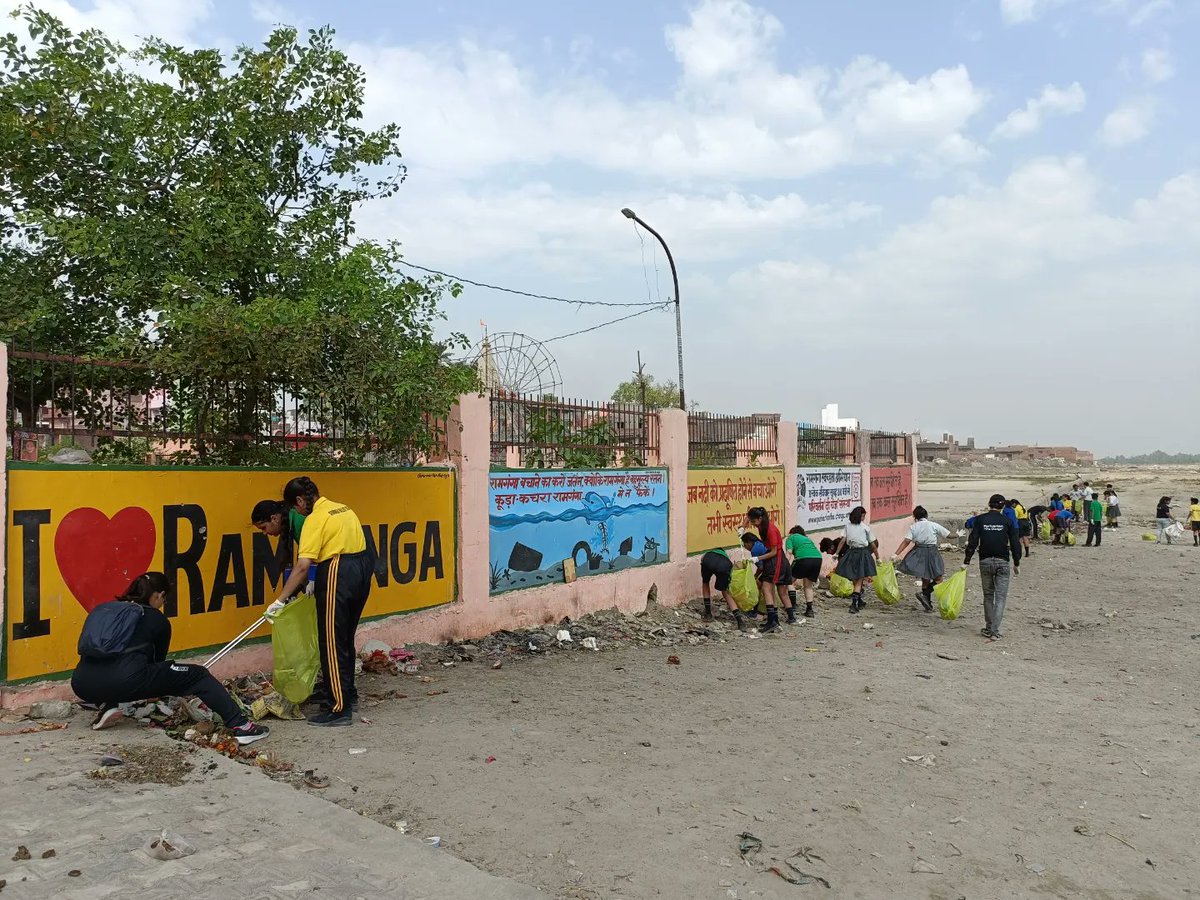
[
  {"x1": 0, "y1": 7, "x2": 476, "y2": 463},
  {"x1": 610, "y1": 371, "x2": 680, "y2": 409}
]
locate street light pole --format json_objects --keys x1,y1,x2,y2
[{"x1": 621, "y1": 207, "x2": 685, "y2": 411}]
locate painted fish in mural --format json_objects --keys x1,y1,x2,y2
[{"x1": 581, "y1": 492, "x2": 617, "y2": 522}]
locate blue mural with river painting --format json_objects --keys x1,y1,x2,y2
[{"x1": 488, "y1": 469, "x2": 670, "y2": 595}]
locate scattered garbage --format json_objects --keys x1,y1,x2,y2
[
  {"x1": 485, "y1": 755, "x2": 497, "y2": 763},
  {"x1": 303, "y1": 770, "x2": 330, "y2": 789},
  {"x1": 1026, "y1": 862, "x2": 1046, "y2": 876},
  {"x1": 912, "y1": 859, "x2": 942, "y2": 874},
  {"x1": 903, "y1": 754, "x2": 936, "y2": 767},
  {"x1": 667, "y1": 655, "x2": 682, "y2": 665},
  {"x1": 11, "y1": 846, "x2": 30, "y2": 862},
  {"x1": 348, "y1": 748, "x2": 368, "y2": 755},
  {"x1": 144, "y1": 830, "x2": 196, "y2": 861},
  {"x1": 556, "y1": 629, "x2": 573, "y2": 643},
  {"x1": 936, "y1": 653, "x2": 959, "y2": 661},
  {"x1": 98, "y1": 753, "x2": 124, "y2": 767},
  {"x1": 425, "y1": 836, "x2": 442, "y2": 849},
  {"x1": 393, "y1": 821, "x2": 410, "y2": 834},
  {"x1": 737, "y1": 832, "x2": 762, "y2": 859},
  {"x1": 88, "y1": 744, "x2": 194, "y2": 786},
  {"x1": 1073, "y1": 824, "x2": 1095, "y2": 836},
  {"x1": 581, "y1": 637, "x2": 599, "y2": 651},
  {"x1": 40, "y1": 849, "x2": 55, "y2": 859},
  {"x1": 68, "y1": 870, "x2": 81, "y2": 877}
]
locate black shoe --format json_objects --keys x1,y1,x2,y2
[
  {"x1": 308, "y1": 711, "x2": 353, "y2": 727},
  {"x1": 759, "y1": 609, "x2": 781, "y2": 633},
  {"x1": 848, "y1": 594, "x2": 860, "y2": 614},
  {"x1": 918, "y1": 592, "x2": 934, "y2": 613},
  {"x1": 734, "y1": 615, "x2": 752, "y2": 633},
  {"x1": 785, "y1": 609, "x2": 798, "y2": 624},
  {"x1": 232, "y1": 721, "x2": 270, "y2": 745},
  {"x1": 804, "y1": 603, "x2": 815, "y2": 618}
]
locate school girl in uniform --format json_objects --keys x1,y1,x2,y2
[
  {"x1": 699, "y1": 546, "x2": 752, "y2": 631},
  {"x1": 893, "y1": 506, "x2": 950, "y2": 612},
  {"x1": 273, "y1": 477, "x2": 374, "y2": 727},
  {"x1": 784, "y1": 526, "x2": 822, "y2": 619},
  {"x1": 834, "y1": 506, "x2": 880, "y2": 614},
  {"x1": 746, "y1": 506, "x2": 796, "y2": 632}
]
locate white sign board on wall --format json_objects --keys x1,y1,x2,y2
[{"x1": 796, "y1": 466, "x2": 862, "y2": 532}]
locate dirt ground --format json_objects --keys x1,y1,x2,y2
[{"x1": 232, "y1": 468, "x2": 1200, "y2": 899}]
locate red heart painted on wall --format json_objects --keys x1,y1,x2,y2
[{"x1": 54, "y1": 507, "x2": 157, "y2": 612}]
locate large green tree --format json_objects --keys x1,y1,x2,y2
[
  {"x1": 611, "y1": 370, "x2": 681, "y2": 409},
  {"x1": 0, "y1": 7, "x2": 475, "y2": 462}
]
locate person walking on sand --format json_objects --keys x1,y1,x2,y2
[
  {"x1": 1155, "y1": 497, "x2": 1174, "y2": 544},
  {"x1": 834, "y1": 506, "x2": 880, "y2": 615},
  {"x1": 1189, "y1": 497, "x2": 1200, "y2": 547},
  {"x1": 1084, "y1": 493, "x2": 1104, "y2": 547},
  {"x1": 893, "y1": 506, "x2": 950, "y2": 612},
  {"x1": 964, "y1": 494, "x2": 1022, "y2": 640},
  {"x1": 1007, "y1": 498, "x2": 1032, "y2": 558}
]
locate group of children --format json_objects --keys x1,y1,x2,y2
[
  {"x1": 698, "y1": 503, "x2": 953, "y2": 631},
  {"x1": 1155, "y1": 496, "x2": 1200, "y2": 545}
]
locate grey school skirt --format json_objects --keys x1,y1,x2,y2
[
  {"x1": 836, "y1": 547, "x2": 877, "y2": 581},
  {"x1": 898, "y1": 545, "x2": 945, "y2": 581},
  {"x1": 1107, "y1": 504, "x2": 1121, "y2": 518}
]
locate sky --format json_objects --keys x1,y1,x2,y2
[{"x1": 8, "y1": 0, "x2": 1200, "y2": 454}]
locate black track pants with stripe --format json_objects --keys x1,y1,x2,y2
[{"x1": 315, "y1": 550, "x2": 373, "y2": 714}]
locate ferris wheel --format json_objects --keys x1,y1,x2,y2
[{"x1": 470, "y1": 331, "x2": 563, "y2": 397}]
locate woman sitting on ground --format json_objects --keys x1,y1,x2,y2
[{"x1": 71, "y1": 572, "x2": 269, "y2": 745}]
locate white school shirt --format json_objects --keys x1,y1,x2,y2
[
  {"x1": 906, "y1": 519, "x2": 950, "y2": 546},
  {"x1": 843, "y1": 522, "x2": 875, "y2": 548},
  {"x1": 1107, "y1": 493, "x2": 1120, "y2": 507}
]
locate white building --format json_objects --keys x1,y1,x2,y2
[{"x1": 820, "y1": 403, "x2": 859, "y2": 430}]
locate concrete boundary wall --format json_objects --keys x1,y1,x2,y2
[{"x1": 0, "y1": 375, "x2": 918, "y2": 703}]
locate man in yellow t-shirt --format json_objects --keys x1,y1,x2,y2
[
  {"x1": 1190, "y1": 497, "x2": 1200, "y2": 548},
  {"x1": 274, "y1": 476, "x2": 373, "y2": 726}
]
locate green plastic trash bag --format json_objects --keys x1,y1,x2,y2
[
  {"x1": 828, "y1": 572, "x2": 854, "y2": 598},
  {"x1": 1038, "y1": 521, "x2": 1051, "y2": 541},
  {"x1": 873, "y1": 561, "x2": 902, "y2": 605},
  {"x1": 934, "y1": 569, "x2": 967, "y2": 621},
  {"x1": 271, "y1": 594, "x2": 320, "y2": 703},
  {"x1": 730, "y1": 563, "x2": 760, "y2": 613},
  {"x1": 1065, "y1": 531, "x2": 1077, "y2": 546}
]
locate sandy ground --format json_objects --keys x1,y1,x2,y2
[{"x1": 223, "y1": 468, "x2": 1200, "y2": 899}]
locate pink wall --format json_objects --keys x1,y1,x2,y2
[{"x1": 0, "y1": 380, "x2": 918, "y2": 705}]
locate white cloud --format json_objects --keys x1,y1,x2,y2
[
  {"x1": 1141, "y1": 47, "x2": 1174, "y2": 83},
  {"x1": 1100, "y1": 99, "x2": 1154, "y2": 146},
  {"x1": 0, "y1": 0, "x2": 213, "y2": 46},
  {"x1": 351, "y1": 0, "x2": 987, "y2": 182},
  {"x1": 1000, "y1": 0, "x2": 1173, "y2": 25},
  {"x1": 992, "y1": 82, "x2": 1086, "y2": 140}
]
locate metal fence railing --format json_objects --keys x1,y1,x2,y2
[
  {"x1": 688, "y1": 411, "x2": 778, "y2": 466},
  {"x1": 490, "y1": 393, "x2": 658, "y2": 469},
  {"x1": 869, "y1": 431, "x2": 911, "y2": 465},
  {"x1": 6, "y1": 348, "x2": 446, "y2": 465},
  {"x1": 797, "y1": 424, "x2": 857, "y2": 465}
]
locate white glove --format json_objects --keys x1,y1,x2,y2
[
  {"x1": 960, "y1": 563, "x2": 969, "y2": 570},
  {"x1": 749, "y1": 556, "x2": 759, "y2": 564},
  {"x1": 265, "y1": 599, "x2": 287, "y2": 620},
  {"x1": 304, "y1": 581, "x2": 315, "y2": 596}
]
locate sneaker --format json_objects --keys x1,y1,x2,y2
[
  {"x1": 989, "y1": 631, "x2": 1003, "y2": 640},
  {"x1": 979, "y1": 627, "x2": 994, "y2": 638},
  {"x1": 758, "y1": 620, "x2": 781, "y2": 634},
  {"x1": 91, "y1": 706, "x2": 125, "y2": 731},
  {"x1": 232, "y1": 722, "x2": 270, "y2": 746},
  {"x1": 735, "y1": 617, "x2": 753, "y2": 633},
  {"x1": 918, "y1": 593, "x2": 934, "y2": 613},
  {"x1": 804, "y1": 604, "x2": 815, "y2": 618},
  {"x1": 308, "y1": 710, "x2": 353, "y2": 727}
]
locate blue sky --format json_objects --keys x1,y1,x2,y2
[{"x1": 12, "y1": 0, "x2": 1199, "y2": 454}]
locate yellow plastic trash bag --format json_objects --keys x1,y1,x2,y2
[
  {"x1": 873, "y1": 561, "x2": 902, "y2": 605},
  {"x1": 1142, "y1": 532, "x2": 1157, "y2": 541},
  {"x1": 729, "y1": 563, "x2": 760, "y2": 613},
  {"x1": 934, "y1": 569, "x2": 967, "y2": 621},
  {"x1": 1038, "y1": 521, "x2": 1051, "y2": 541},
  {"x1": 828, "y1": 572, "x2": 854, "y2": 598},
  {"x1": 1065, "y1": 531, "x2": 1077, "y2": 546},
  {"x1": 271, "y1": 594, "x2": 320, "y2": 703}
]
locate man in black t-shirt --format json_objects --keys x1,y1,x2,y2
[{"x1": 964, "y1": 494, "x2": 1022, "y2": 640}]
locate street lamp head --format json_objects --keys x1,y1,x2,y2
[{"x1": 620, "y1": 207, "x2": 636, "y2": 220}]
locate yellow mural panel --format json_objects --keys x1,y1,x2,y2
[
  {"x1": 5, "y1": 466, "x2": 455, "y2": 681},
  {"x1": 686, "y1": 468, "x2": 786, "y2": 555}
]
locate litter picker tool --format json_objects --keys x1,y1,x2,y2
[{"x1": 203, "y1": 565, "x2": 316, "y2": 668}]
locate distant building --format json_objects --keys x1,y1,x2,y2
[
  {"x1": 820, "y1": 403, "x2": 858, "y2": 430},
  {"x1": 916, "y1": 433, "x2": 1094, "y2": 465}
]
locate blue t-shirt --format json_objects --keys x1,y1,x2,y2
[
  {"x1": 747, "y1": 540, "x2": 767, "y2": 558},
  {"x1": 1056, "y1": 510, "x2": 1074, "y2": 522},
  {"x1": 1051, "y1": 500, "x2": 1064, "y2": 511},
  {"x1": 1003, "y1": 507, "x2": 1018, "y2": 527}
]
